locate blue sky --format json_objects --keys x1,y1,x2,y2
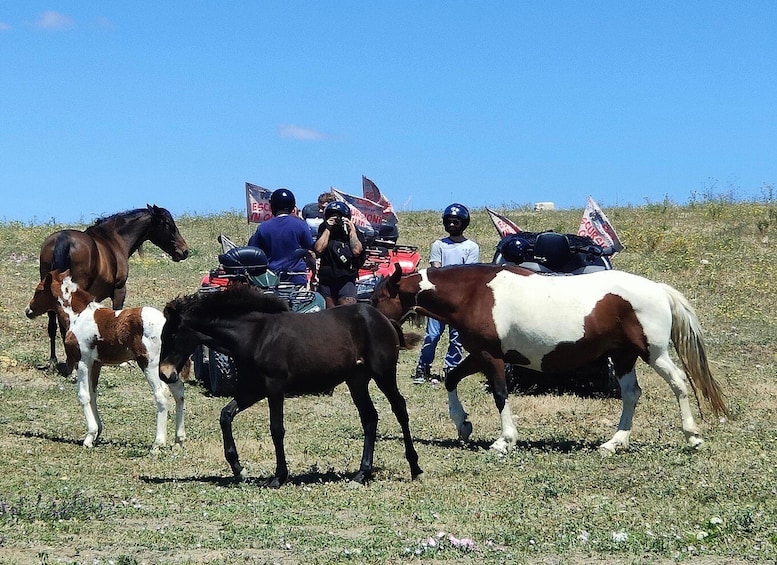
[{"x1": 2, "y1": 2, "x2": 776, "y2": 224}]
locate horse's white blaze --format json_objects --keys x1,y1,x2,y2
[{"x1": 487, "y1": 269, "x2": 673, "y2": 370}]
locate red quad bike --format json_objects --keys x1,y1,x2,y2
[
  {"x1": 493, "y1": 230, "x2": 620, "y2": 398},
  {"x1": 192, "y1": 237, "x2": 326, "y2": 396}
]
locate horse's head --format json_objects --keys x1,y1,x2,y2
[
  {"x1": 159, "y1": 296, "x2": 198, "y2": 384},
  {"x1": 147, "y1": 205, "x2": 190, "y2": 262},
  {"x1": 371, "y1": 263, "x2": 420, "y2": 324},
  {"x1": 25, "y1": 269, "x2": 78, "y2": 318}
]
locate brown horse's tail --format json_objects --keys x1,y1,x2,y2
[
  {"x1": 51, "y1": 232, "x2": 73, "y2": 272},
  {"x1": 391, "y1": 320, "x2": 422, "y2": 350},
  {"x1": 661, "y1": 283, "x2": 729, "y2": 418}
]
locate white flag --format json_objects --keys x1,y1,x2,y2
[
  {"x1": 245, "y1": 182, "x2": 273, "y2": 224},
  {"x1": 577, "y1": 196, "x2": 624, "y2": 253}
]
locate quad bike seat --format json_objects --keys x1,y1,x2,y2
[{"x1": 218, "y1": 246, "x2": 268, "y2": 275}]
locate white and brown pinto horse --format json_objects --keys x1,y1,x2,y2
[
  {"x1": 372, "y1": 263, "x2": 728, "y2": 454},
  {"x1": 25, "y1": 270, "x2": 187, "y2": 450}
]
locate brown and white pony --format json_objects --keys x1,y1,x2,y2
[
  {"x1": 372, "y1": 263, "x2": 728, "y2": 454},
  {"x1": 34, "y1": 205, "x2": 189, "y2": 371},
  {"x1": 25, "y1": 270, "x2": 187, "y2": 450}
]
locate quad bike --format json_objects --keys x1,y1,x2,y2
[
  {"x1": 192, "y1": 238, "x2": 325, "y2": 396},
  {"x1": 355, "y1": 242, "x2": 421, "y2": 302},
  {"x1": 493, "y1": 230, "x2": 620, "y2": 398}
]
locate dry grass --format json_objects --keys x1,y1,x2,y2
[{"x1": 1, "y1": 202, "x2": 776, "y2": 564}]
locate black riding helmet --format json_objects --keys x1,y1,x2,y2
[
  {"x1": 442, "y1": 203, "x2": 470, "y2": 230},
  {"x1": 270, "y1": 188, "x2": 296, "y2": 215},
  {"x1": 324, "y1": 200, "x2": 351, "y2": 220}
]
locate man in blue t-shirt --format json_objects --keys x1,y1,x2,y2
[
  {"x1": 414, "y1": 203, "x2": 480, "y2": 384},
  {"x1": 248, "y1": 188, "x2": 313, "y2": 286}
]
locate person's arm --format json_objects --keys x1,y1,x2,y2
[
  {"x1": 467, "y1": 241, "x2": 480, "y2": 264},
  {"x1": 314, "y1": 219, "x2": 332, "y2": 254},
  {"x1": 344, "y1": 218, "x2": 362, "y2": 255},
  {"x1": 429, "y1": 239, "x2": 442, "y2": 268}
]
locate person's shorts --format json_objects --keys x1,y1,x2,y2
[{"x1": 318, "y1": 279, "x2": 357, "y2": 301}]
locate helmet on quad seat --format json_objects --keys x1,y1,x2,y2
[
  {"x1": 442, "y1": 203, "x2": 470, "y2": 230},
  {"x1": 270, "y1": 188, "x2": 296, "y2": 215},
  {"x1": 324, "y1": 200, "x2": 351, "y2": 220}
]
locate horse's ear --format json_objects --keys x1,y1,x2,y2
[
  {"x1": 147, "y1": 204, "x2": 160, "y2": 214},
  {"x1": 389, "y1": 262, "x2": 403, "y2": 285}
]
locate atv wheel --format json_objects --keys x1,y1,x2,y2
[{"x1": 208, "y1": 349, "x2": 238, "y2": 397}]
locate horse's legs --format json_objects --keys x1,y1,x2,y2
[
  {"x1": 266, "y1": 394, "x2": 289, "y2": 488},
  {"x1": 220, "y1": 399, "x2": 245, "y2": 480},
  {"x1": 77, "y1": 361, "x2": 101, "y2": 447},
  {"x1": 650, "y1": 351, "x2": 703, "y2": 448},
  {"x1": 443, "y1": 353, "x2": 483, "y2": 442},
  {"x1": 141, "y1": 361, "x2": 172, "y2": 450},
  {"x1": 480, "y1": 353, "x2": 519, "y2": 454},
  {"x1": 112, "y1": 287, "x2": 127, "y2": 310},
  {"x1": 346, "y1": 378, "x2": 380, "y2": 484},
  {"x1": 167, "y1": 378, "x2": 186, "y2": 445},
  {"x1": 600, "y1": 367, "x2": 642, "y2": 454},
  {"x1": 372, "y1": 373, "x2": 423, "y2": 479},
  {"x1": 46, "y1": 311, "x2": 58, "y2": 370}
]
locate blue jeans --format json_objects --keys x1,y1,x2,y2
[{"x1": 418, "y1": 318, "x2": 464, "y2": 369}]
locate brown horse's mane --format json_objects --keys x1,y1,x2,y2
[
  {"x1": 89, "y1": 207, "x2": 151, "y2": 230},
  {"x1": 167, "y1": 285, "x2": 290, "y2": 320}
]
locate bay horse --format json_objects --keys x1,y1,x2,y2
[
  {"x1": 25, "y1": 270, "x2": 187, "y2": 450},
  {"x1": 157, "y1": 284, "x2": 423, "y2": 488},
  {"x1": 34, "y1": 205, "x2": 189, "y2": 371},
  {"x1": 371, "y1": 263, "x2": 728, "y2": 454}
]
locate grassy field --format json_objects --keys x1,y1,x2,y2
[{"x1": 0, "y1": 200, "x2": 776, "y2": 564}]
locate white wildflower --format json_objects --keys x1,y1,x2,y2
[{"x1": 612, "y1": 531, "x2": 629, "y2": 543}]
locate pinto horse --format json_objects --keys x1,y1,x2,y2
[
  {"x1": 371, "y1": 263, "x2": 728, "y2": 454},
  {"x1": 25, "y1": 270, "x2": 187, "y2": 450},
  {"x1": 34, "y1": 205, "x2": 189, "y2": 371},
  {"x1": 157, "y1": 284, "x2": 423, "y2": 488}
]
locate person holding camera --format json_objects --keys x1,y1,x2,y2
[{"x1": 313, "y1": 201, "x2": 366, "y2": 308}]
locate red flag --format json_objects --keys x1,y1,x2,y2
[
  {"x1": 331, "y1": 188, "x2": 390, "y2": 228},
  {"x1": 577, "y1": 197, "x2": 624, "y2": 253},
  {"x1": 485, "y1": 207, "x2": 522, "y2": 238},
  {"x1": 331, "y1": 189, "x2": 373, "y2": 229},
  {"x1": 362, "y1": 176, "x2": 398, "y2": 225},
  {"x1": 245, "y1": 182, "x2": 273, "y2": 224}
]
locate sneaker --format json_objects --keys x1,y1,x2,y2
[{"x1": 412, "y1": 364, "x2": 431, "y2": 384}]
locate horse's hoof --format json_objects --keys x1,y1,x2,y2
[
  {"x1": 266, "y1": 477, "x2": 283, "y2": 489},
  {"x1": 598, "y1": 443, "x2": 616, "y2": 456},
  {"x1": 458, "y1": 421, "x2": 473, "y2": 441},
  {"x1": 688, "y1": 436, "x2": 704, "y2": 449},
  {"x1": 489, "y1": 438, "x2": 510, "y2": 455},
  {"x1": 350, "y1": 470, "x2": 371, "y2": 485}
]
